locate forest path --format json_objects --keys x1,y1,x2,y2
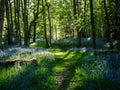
[
  {"x1": 49, "y1": 49, "x2": 82, "y2": 90},
  {"x1": 56, "y1": 65, "x2": 68, "y2": 89}
]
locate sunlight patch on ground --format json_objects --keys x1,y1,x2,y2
[{"x1": 52, "y1": 66, "x2": 63, "y2": 73}]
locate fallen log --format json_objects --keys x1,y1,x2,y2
[
  {"x1": 0, "y1": 58, "x2": 38, "y2": 67},
  {"x1": 94, "y1": 49, "x2": 119, "y2": 55}
]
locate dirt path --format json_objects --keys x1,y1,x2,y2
[
  {"x1": 56, "y1": 67, "x2": 67, "y2": 89},
  {"x1": 52, "y1": 50, "x2": 72, "y2": 90}
]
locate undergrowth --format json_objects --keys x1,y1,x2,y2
[{"x1": 0, "y1": 43, "x2": 120, "y2": 90}]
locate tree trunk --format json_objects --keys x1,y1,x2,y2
[
  {"x1": 33, "y1": 13, "x2": 36, "y2": 42},
  {"x1": 0, "y1": 0, "x2": 4, "y2": 48},
  {"x1": 77, "y1": 30, "x2": 82, "y2": 47},
  {"x1": 114, "y1": 0, "x2": 120, "y2": 39},
  {"x1": 84, "y1": 0, "x2": 88, "y2": 37},
  {"x1": 18, "y1": 0, "x2": 21, "y2": 45},
  {"x1": 14, "y1": 0, "x2": 21, "y2": 45},
  {"x1": 28, "y1": 0, "x2": 40, "y2": 45},
  {"x1": 42, "y1": 0, "x2": 50, "y2": 48},
  {"x1": 22, "y1": 0, "x2": 29, "y2": 46},
  {"x1": 73, "y1": 0, "x2": 81, "y2": 47},
  {"x1": 46, "y1": 0, "x2": 52, "y2": 47},
  {"x1": 5, "y1": 0, "x2": 13, "y2": 45},
  {"x1": 103, "y1": 0, "x2": 110, "y2": 41},
  {"x1": 89, "y1": 0, "x2": 96, "y2": 52},
  {"x1": 9, "y1": 0, "x2": 14, "y2": 43}
]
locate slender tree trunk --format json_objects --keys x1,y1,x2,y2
[
  {"x1": 33, "y1": 12, "x2": 36, "y2": 42},
  {"x1": 77, "y1": 0, "x2": 82, "y2": 47},
  {"x1": 46, "y1": 0, "x2": 52, "y2": 47},
  {"x1": 5, "y1": 0, "x2": 13, "y2": 45},
  {"x1": 23, "y1": 0, "x2": 29, "y2": 46},
  {"x1": 89, "y1": 0, "x2": 96, "y2": 52},
  {"x1": 14, "y1": 0, "x2": 17, "y2": 43},
  {"x1": 84, "y1": 0, "x2": 87, "y2": 37},
  {"x1": 77, "y1": 29, "x2": 82, "y2": 47},
  {"x1": 114, "y1": 0, "x2": 120, "y2": 39},
  {"x1": 73, "y1": 0, "x2": 77, "y2": 41},
  {"x1": 103, "y1": 0, "x2": 110, "y2": 41},
  {"x1": 14, "y1": 0, "x2": 21, "y2": 45},
  {"x1": 17, "y1": 0, "x2": 21, "y2": 45},
  {"x1": 9, "y1": 0, "x2": 14, "y2": 42},
  {"x1": 73, "y1": 0, "x2": 81, "y2": 47},
  {"x1": 0, "y1": 0, "x2": 4, "y2": 48},
  {"x1": 73, "y1": 0, "x2": 77, "y2": 19},
  {"x1": 55, "y1": 23, "x2": 57, "y2": 40},
  {"x1": 28, "y1": 0, "x2": 40, "y2": 45},
  {"x1": 42, "y1": 0, "x2": 50, "y2": 48}
]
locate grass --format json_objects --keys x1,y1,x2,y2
[
  {"x1": 0, "y1": 38, "x2": 120, "y2": 90},
  {"x1": 0, "y1": 46, "x2": 56, "y2": 90}
]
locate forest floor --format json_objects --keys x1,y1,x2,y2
[
  {"x1": 48, "y1": 48, "x2": 120, "y2": 90},
  {"x1": 0, "y1": 38, "x2": 120, "y2": 90}
]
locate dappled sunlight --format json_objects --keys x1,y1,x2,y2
[
  {"x1": 0, "y1": 0, "x2": 120, "y2": 89},
  {"x1": 54, "y1": 52, "x2": 65, "y2": 56},
  {"x1": 0, "y1": 60, "x2": 57, "y2": 90},
  {"x1": 0, "y1": 46, "x2": 47, "y2": 61},
  {"x1": 0, "y1": 45, "x2": 120, "y2": 89},
  {"x1": 52, "y1": 66, "x2": 64, "y2": 73}
]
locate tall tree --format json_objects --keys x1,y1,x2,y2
[
  {"x1": 114, "y1": 0, "x2": 120, "y2": 39},
  {"x1": 5, "y1": 0, "x2": 13, "y2": 45},
  {"x1": 45, "y1": 0, "x2": 52, "y2": 47},
  {"x1": 22, "y1": 0, "x2": 29, "y2": 46},
  {"x1": 14, "y1": 0, "x2": 21, "y2": 45},
  {"x1": 83, "y1": 0, "x2": 87, "y2": 37},
  {"x1": 103, "y1": 0, "x2": 110, "y2": 41},
  {"x1": 89, "y1": 0, "x2": 96, "y2": 51},
  {"x1": 73, "y1": 0, "x2": 82, "y2": 47},
  {"x1": 0, "y1": 0, "x2": 5, "y2": 48},
  {"x1": 33, "y1": 12, "x2": 37, "y2": 42},
  {"x1": 28, "y1": 0, "x2": 40, "y2": 45},
  {"x1": 42, "y1": 0, "x2": 50, "y2": 48}
]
